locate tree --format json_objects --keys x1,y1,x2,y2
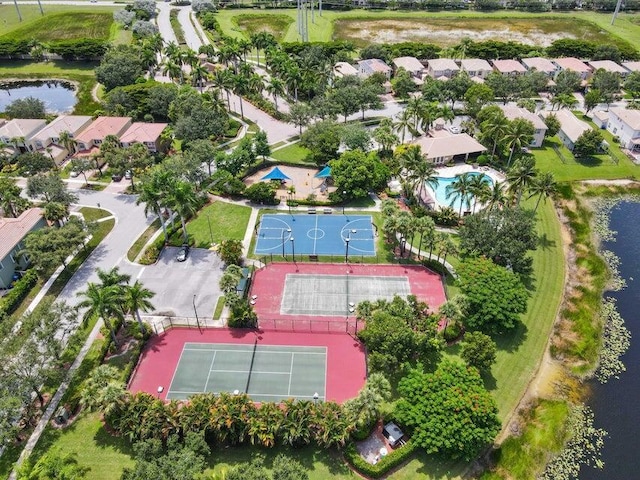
[
  {"x1": 173, "y1": 105, "x2": 228, "y2": 143},
  {"x1": 372, "y1": 118, "x2": 399, "y2": 153},
  {"x1": 288, "y1": 102, "x2": 312, "y2": 134},
  {"x1": 26, "y1": 172, "x2": 78, "y2": 206},
  {"x1": 395, "y1": 361, "x2": 500, "y2": 460},
  {"x1": 245, "y1": 182, "x2": 278, "y2": 205},
  {"x1": 457, "y1": 257, "x2": 528, "y2": 334},
  {"x1": 573, "y1": 129, "x2": 604, "y2": 158},
  {"x1": 400, "y1": 145, "x2": 438, "y2": 203},
  {"x1": 22, "y1": 219, "x2": 87, "y2": 276},
  {"x1": 219, "y1": 264, "x2": 244, "y2": 294},
  {"x1": 299, "y1": 120, "x2": 342, "y2": 165},
  {"x1": 124, "y1": 280, "x2": 155, "y2": 331},
  {"x1": 69, "y1": 158, "x2": 93, "y2": 185},
  {"x1": 79, "y1": 364, "x2": 124, "y2": 414},
  {"x1": 0, "y1": 177, "x2": 29, "y2": 218},
  {"x1": 505, "y1": 118, "x2": 535, "y2": 168},
  {"x1": 507, "y1": 156, "x2": 537, "y2": 205},
  {"x1": 4, "y1": 97, "x2": 46, "y2": 119},
  {"x1": 624, "y1": 71, "x2": 640, "y2": 99},
  {"x1": 218, "y1": 239, "x2": 243, "y2": 266},
  {"x1": 95, "y1": 45, "x2": 144, "y2": 92},
  {"x1": 329, "y1": 84, "x2": 361, "y2": 122},
  {"x1": 272, "y1": 455, "x2": 309, "y2": 480},
  {"x1": 446, "y1": 172, "x2": 473, "y2": 217},
  {"x1": 591, "y1": 69, "x2": 621, "y2": 107},
  {"x1": 77, "y1": 283, "x2": 124, "y2": 348},
  {"x1": 464, "y1": 82, "x2": 495, "y2": 118},
  {"x1": 528, "y1": 171, "x2": 558, "y2": 212},
  {"x1": 329, "y1": 150, "x2": 390, "y2": 200},
  {"x1": 554, "y1": 70, "x2": 581, "y2": 95},
  {"x1": 18, "y1": 449, "x2": 90, "y2": 480},
  {"x1": 544, "y1": 113, "x2": 561, "y2": 137},
  {"x1": 344, "y1": 373, "x2": 391, "y2": 431},
  {"x1": 391, "y1": 68, "x2": 417, "y2": 100},
  {"x1": 584, "y1": 89, "x2": 602, "y2": 114},
  {"x1": 459, "y1": 207, "x2": 537, "y2": 275},
  {"x1": 253, "y1": 130, "x2": 271, "y2": 162},
  {"x1": 165, "y1": 180, "x2": 200, "y2": 245},
  {"x1": 460, "y1": 331, "x2": 497, "y2": 373},
  {"x1": 340, "y1": 123, "x2": 372, "y2": 151},
  {"x1": 266, "y1": 77, "x2": 286, "y2": 113},
  {"x1": 184, "y1": 139, "x2": 217, "y2": 177},
  {"x1": 16, "y1": 152, "x2": 55, "y2": 176}
]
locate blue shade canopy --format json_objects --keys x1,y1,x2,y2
[
  {"x1": 260, "y1": 166, "x2": 291, "y2": 181},
  {"x1": 314, "y1": 166, "x2": 332, "y2": 178}
]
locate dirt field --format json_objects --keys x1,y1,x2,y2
[{"x1": 333, "y1": 17, "x2": 614, "y2": 47}]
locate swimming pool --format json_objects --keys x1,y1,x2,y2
[{"x1": 429, "y1": 172, "x2": 494, "y2": 213}]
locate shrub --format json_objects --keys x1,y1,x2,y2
[
  {"x1": 245, "y1": 182, "x2": 279, "y2": 205},
  {"x1": 344, "y1": 441, "x2": 417, "y2": 479},
  {"x1": 0, "y1": 269, "x2": 39, "y2": 317}
]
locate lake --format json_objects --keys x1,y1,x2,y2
[
  {"x1": 0, "y1": 80, "x2": 77, "y2": 114},
  {"x1": 582, "y1": 200, "x2": 640, "y2": 480}
]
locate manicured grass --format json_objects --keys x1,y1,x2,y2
[
  {"x1": 79, "y1": 206, "x2": 112, "y2": 223},
  {"x1": 186, "y1": 201, "x2": 252, "y2": 248},
  {"x1": 533, "y1": 137, "x2": 639, "y2": 182},
  {"x1": 127, "y1": 218, "x2": 161, "y2": 262},
  {"x1": 212, "y1": 295, "x2": 225, "y2": 319},
  {"x1": 271, "y1": 143, "x2": 313, "y2": 164},
  {"x1": 170, "y1": 9, "x2": 186, "y2": 45},
  {"x1": 2, "y1": 12, "x2": 113, "y2": 42},
  {"x1": 233, "y1": 13, "x2": 294, "y2": 42},
  {"x1": 0, "y1": 60, "x2": 100, "y2": 115}
]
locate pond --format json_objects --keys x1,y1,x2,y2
[{"x1": 0, "y1": 80, "x2": 77, "y2": 114}]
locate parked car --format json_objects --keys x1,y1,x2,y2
[
  {"x1": 69, "y1": 170, "x2": 79, "y2": 178},
  {"x1": 124, "y1": 170, "x2": 132, "y2": 180},
  {"x1": 449, "y1": 126, "x2": 460, "y2": 134},
  {"x1": 111, "y1": 173, "x2": 123, "y2": 182},
  {"x1": 176, "y1": 244, "x2": 190, "y2": 262}
]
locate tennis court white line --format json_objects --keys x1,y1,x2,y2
[
  {"x1": 202, "y1": 350, "x2": 217, "y2": 393},
  {"x1": 167, "y1": 391, "x2": 326, "y2": 399},
  {"x1": 313, "y1": 214, "x2": 319, "y2": 255},
  {"x1": 287, "y1": 353, "x2": 294, "y2": 396},
  {"x1": 183, "y1": 347, "x2": 326, "y2": 355},
  {"x1": 209, "y1": 369, "x2": 290, "y2": 375},
  {"x1": 166, "y1": 342, "x2": 190, "y2": 393}
]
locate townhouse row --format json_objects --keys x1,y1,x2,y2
[{"x1": 0, "y1": 115, "x2": 169, "y2": 165}]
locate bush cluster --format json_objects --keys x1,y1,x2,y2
[
  {"x1": 0, "y1": 270, "x2": 39, "y2": 318},
  {"x1": 344, "y1": 441, "x2": 417, "y2": 478}
]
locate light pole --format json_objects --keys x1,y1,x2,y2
[
  {"x1": 345, "y1": 236, "x2": 350, "y2": 263},
  {"x1": 193, "y1": 294, "x2": 202, "y2": 333},
  {"x1": 400, "y1": 236, "x2": 406, "y2": 257},
  {"x1": 282, "y1": 228, "x2": 291, "y2": 258},
  {"x1": 313, "y1": 392, "x2": 319, "y2": 404},
  {"x1": 206, "y1": 211, "x2": 213, "y2": 246},
  {"x1": 156, "y1": 386, "x2": 163, "y2": 398},
  {"x1": 290, "y1": 237, "x2": 295, "y2": 263},
  {"x1": 342, "y1": 190, "x2": 347, "y2": 215}
]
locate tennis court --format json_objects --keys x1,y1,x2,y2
[
  {"x1": 255, "y1": 214, "x2": 376, "y2": 256},
  {"x1": 166, "y1": 342, "x2": 326, "y2": 402}
]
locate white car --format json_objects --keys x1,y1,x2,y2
[
  {"x1": 449, "y1": 126, "x2": 460, "y2": 134},
  {"x1": 69, "y1": 170, "x2": 79, "y2": 178}
]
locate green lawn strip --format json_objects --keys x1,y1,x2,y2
[
  {"x1": 0, "y1": 60, "x2": 100, "y2": 115},
  {"x1": 185, "y1": 201, "x2": 252, "y2": 248},
  {"x1": 170, "y1": 9, "x2": 187, "y2": 45},
  {"x1": 270, "y1": 144, "x2": 312, "y2": 164},
  {"x1": 79, "y1": 206, "x2": 111, "y2": 223},
  {"x1": 233, "y1": 13, "x2": 294, "y2": 42},
  {"x1": 127, "y1": 218, "x2": 161, "y2": 262},
  {"x1": 213, "y1": 295, "x2": 225, "y2": 319},
  {"x1": 45, "y1": 218, "x2": 115, "y2": 300},
  {"x1": 533, "y1": 137, "x2": 639, "y2": 182},
  {"x1": 481, "y1": 400, "x2": 570, "y2": 480}
]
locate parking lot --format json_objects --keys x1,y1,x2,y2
[{"x1": 124, "y1": 247, "x2": 224, "y2": 319}]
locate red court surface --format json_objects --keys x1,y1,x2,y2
[
  {"x1": 128, "y1": 327, "x2": 367, "y2": 403},
  {"x1": 250, "y1": 262, "x2": 447, "y2": 325}
]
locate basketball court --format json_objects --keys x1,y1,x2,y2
[{"x1": 255, "y1": 214, "x2": 376, "y2": 257}]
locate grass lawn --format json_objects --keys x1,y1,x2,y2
[
  {"x1": 79, "y1": 206, "x2": 111, "y2": 223},
  {"x1": 127, "y1": 219, "x2": 161, "y2": 262},
  {"x1": 271, "y1": 143, "x2": 313, "y2": 164},
  {"x1": 2, "y1": 12, "x2": 113, "y2": 42},
  {"x1": 534, "y1": 137, "x2": 640, "y2": 182},
  {"x1": 186, "y1": 201, "x2": 252, "y2": 248},
  {"x1": 233, "y1": 13, "x2": 294, "y2": 42}
]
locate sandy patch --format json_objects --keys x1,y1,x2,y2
[{"x1": 244, "y1": 164, "x2": 336, "y2": 201}]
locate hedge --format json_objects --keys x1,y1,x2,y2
[
  {"x1": 0, "y1": 39, "x2": 31, "y2": 57},
  {"x1": 48, "y1": 39, "x2": 109, "y2": 60},
  {"x1": 344, "y1": 440, "x2": 417, "y2": 479},
  {"x1": 0, "y1": 269, "x2": 39, "y2": 318}
]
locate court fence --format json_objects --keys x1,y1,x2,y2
[
  {"x1": 255, "y1": 254, "x2": 419, "y2": 266},
  {"x1": 151, "y1": 316, "x2": 207, "y2": 335},
  {"x1": 258, "y1": 317, "x2": 365, "y2": 335}
]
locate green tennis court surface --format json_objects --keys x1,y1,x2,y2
[{"x1": 166, "y1": 343, "x2": 327, "y2": 402}]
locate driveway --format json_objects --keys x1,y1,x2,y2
[{"x1": 124, "y1": 247, "x2": 224, "y2": 319}]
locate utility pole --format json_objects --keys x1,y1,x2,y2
[{"x1": 611, "y1": 0, "x2": 623, "y2": 24}]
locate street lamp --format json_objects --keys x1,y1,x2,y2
[
  {"x1": 282, "y1": 228, "x2": 291, "y2": 258},
  {"x1": 345, "y1": 235, "x2": 350, "y2": 263},
  {"x1": 193, "y1": 294, "x2": 202, "y2": 333},
  {"x1": 313, "y1": 392, "x2": 319, "y2": 404},
  {"x1": 290, "y1": 237, "x2": 295, "y2": 262},
  {"x1": 157, "y1": 386, "x2": 164, "y2": 398},
  {"x1": 342, "y1": 190, "x2": 347, "y2": 215},
  {"x1": 400, "y1": 236, "x2": 406, "y2": 257}
]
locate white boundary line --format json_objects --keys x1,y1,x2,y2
[
  {"x1": 210, "y1": 369, "x2": 290, "y2": 375},
  {"x1": 167, "y1": 391, "x2": 327, "y2": 400},
  {"x1": 166, "y1": 342, "x2": 191, "y2": 393},
  {"x1": 202, "y1": 350, "x2": 217, "y2": 393},
  {"x1": 287, "y1": 352, "x2": 295, "y2": 396}
]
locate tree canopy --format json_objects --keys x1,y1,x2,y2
[
  {"x1": 329, "y1": 150, "x2": 390, "y2": 200},
  {"x1": 4, "y1": 97, "x2": 46, "y2": 119}
]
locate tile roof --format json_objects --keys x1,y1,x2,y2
[
  {"x1": 552, "y1": 57, "x2": 592, "y2": 73},
  {"x1": 30, "y1": 115, "x2": 92, "y2": 143},
  {"x1": 588, "y1": 60, "x2": 629, "y2": 74},
  {"x1": 334, "y1": 61, "x2": 358, "y2": 77},
  {"x1": 500, "y1": 105, "x2": 547, "y2": 130},
  {"x1": 622, "y1": 61, "x2": 640, "y2": 72},
  {"x1": 427, "y1": 58, "x2": 460, "y2": 72},
  {"x1": 609, "y1": 107, "x2": 640, "y2": 131},
  {"x1": 359, "y1": 59, "x2": 392, "y2": 73},
  {"x1": 392, "y1": 56, "x2": 424, "y2": 72},
  {"x1": 543, "y1": 109, "x2": 591, "y2": 143},
  {"x1": 75, "y1": 116, "x2": 131, "y2": 144},
  {"x1": 412, "y1": 133, "x2": 486, "y2": 159},
  {"x1": 0, "y1": 119, "x2": 46, "y2": 140},
  {"x1": 459, "y1": 58, "x2": 492, "y2": 72},
  {"x1": 0, "y1": 208, "x2": 44, "y2": 260},
  {"x1": 520, "y1": 57, "x2": 557, "y2": 74},
  {"x1": 492, "y1": 59, "x2": 527, "y2": 74},
  {"x1": 120, "y1": 123, "x2": 168, "y2": 144}
]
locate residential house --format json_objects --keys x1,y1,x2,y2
[
  {"x1": 392, "y1": 56, "x2": 425, "y2": 78},
  {"x1": 542, "y1": 109, "x2": 591, "y2": 151},
  {"x1": 74, "y1": 116, "x2": 132, "y2": 153},
  {"x1": 0, "y1": 119, "x2": 46, "y2": 155},
  {"x1": 622, "y1": 61, "x2": 640, "y2": 73},
  {"x1": 333, "y1": 62, "x2": 358, "y2": 79},
  {"x1": 606, "y1": 107, "x2": 640, "y2": 151},
  {"x1": 119, "y1": 122, "x2": 169, "y2": 153},
  {"x1": 521, "y1": 57, "x2": 558, "y2": 76},
  {"x1": 0, "y1": 208, "x2": 46, "y2": 289},
  {"x1": 552, "y1": 57, "x2": 592, "y2": 80},
  {"x1": 411, "y1": 132, "x2": 486, "y2": 165},
  {"x1": 588, "y1": 60, "x2": 629, "y2": 78},
  {"x1": 426, "y1": 59, "x2": 459, "y2": 79},
  {"x1": 357, "y1": 59, "x2": 392, "y2": 80},
  {"x1": 459, "y1": 58, "x2": 493, "y2": 80},
  {"x1": 499, "y1": 105, "x2": 548, "y2": 147},
  {"x1": 492, "y1": 59, "x2": 527, "y2": 76},
  {"x1": 28, "y1": 115, "x2": 93, "y2": 164},
  {"x1": 591, "y1": 110, "x2": 609, "y2": 129}
]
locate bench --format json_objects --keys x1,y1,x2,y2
[
  {"x1": 323, "y1": 208, "x2": 333, "y2": 214},
  {"x1": 308, "y1": 207, "x2": 316, "y2": 214}
]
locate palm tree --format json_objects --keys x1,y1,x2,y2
[
  {"x1": 468, "y1": 173, "x2": 491, "y2": 213},
  {"x1": 416, "y1": 215, "x2": 436, "y2": 260},
  {"x1": 43, "y1": 201, "x2": 68, "y2": 227},
  {"x1": 165, "y1": 180, "x2": 199, "y2": 245},
  {"x1": 190, "y1": 64, "x2": 210, "y2": 93},
  {"x1": 481, "y1": 112, "x2": 509, "y2": 158},
  {"x1": 248, "y1": 72, "x2": 265, "y2": 96},
  {"x1": 77, "y1": 283, "x2": 123, "y2": 348},
  {"x1": 486, "y1": 180, "x2": 507, "y2": 213},
  {"x1": 57, "y1": 130, "x2": 77, "y2": 158},
  {"x1": 232, "y1": 74, "x2": 250, "y2": 119},
  {"x1": 181, "y1": 48, "x2": 199, "y2": 69},
  {"x1": 507, "y1": 157, "x2": 537, "y2": 205},
  {"x1": 124, "y1": 280, "x2": 156, "y2": 331},
  {"x1": 266, "y1": 77, "x2": 286, "y2": 113},
  {"x1": 137, "y1": 169, "x2": 173, "y2": 242},
  {"x1": 528, "y1": 171, "x2": 557, "y2": 212},
  {"x1": 283, "y1": 64, "x2": 303, "y2": 103},
  {"x1": 97, "y1": 266, "x2": 131, "y2": 316},
  {"x1": 446, "y1": 172, "x2": 474, "y2": 217},
  {"x1": 211, "y1": 68, "x2": 233, "y2": 110},
  {"x1": 162, "y1": 59, "x2": 183, "y2": 84},
  {"x1": 394, "y1": 109, "x2": 414, "y2": 143},
  {"x1": 163, "y1": 42, "x2": 182, "y2": 64},
  {"x1": 405, "y1": 97, "x2": 424, "y2": 132},
  {"x1": 400, "y1": 145, "x2": 438, "y2": 203},
  {"x1": 439, "y1": 236, "x2": 458, "y2": 265},
  {"x1": 504, "y1": 119, "x2": 534, "y2": 168}
]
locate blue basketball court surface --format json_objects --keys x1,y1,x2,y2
[{"x1": 255, "y1": 214, "x2": 376, "y2": 256}]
